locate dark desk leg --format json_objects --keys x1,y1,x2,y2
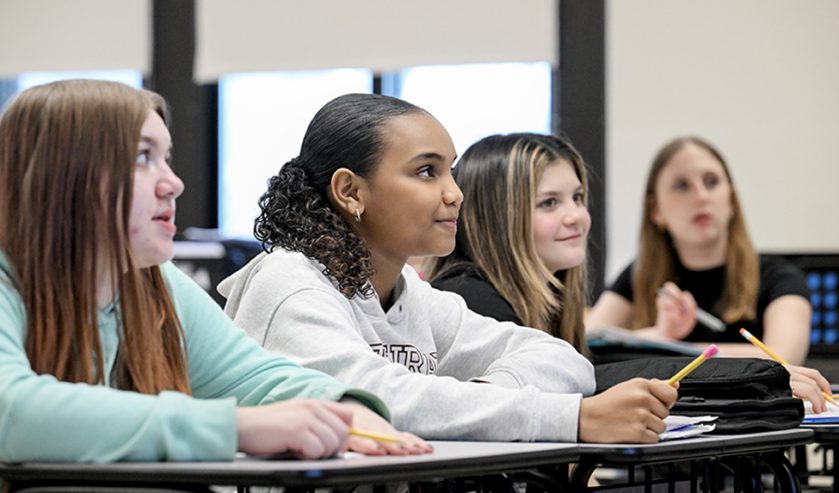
[
  {"x1": 761, "y1": 451, "x2": 801, "y2": 493},
  {"x1": 568, "y1": 461, "x2": 598, "y2": 490},
  {"x1": 690, "y1": 461, "x2": 698, "y2": 493},
  {"x1": 723, "y1": 455, "x2": 762, "y2": 493},
  {"x1": 702, "y1": 459, "x2": 712, "y2": 493}
]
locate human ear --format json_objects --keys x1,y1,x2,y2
[
  {"x1": 330, "y1": 168, "x2": 366, "y2": 219},
  {"x1": 649, "y1": 196, "x2": 665, "y2": 229}
]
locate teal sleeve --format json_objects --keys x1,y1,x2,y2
[
  {"x1": 162, "y1": 263, "x2": 390, "y2": 413},
  {"x1": 0, "y1": 272, "x2": 236, "y2": 462},
  {"x1": 340, "y1": 389, "x2": 392, "y2": 422}
]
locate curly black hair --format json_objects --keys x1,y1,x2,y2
[
  {"x1": 254, "y1": 93, "x2": 425, "y2": 298},
  {"x1": 255, "y1": 159, "x2": 373, "y2": 298}
]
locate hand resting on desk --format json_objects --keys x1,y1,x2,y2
[
  {"x1": 235, "y1": 399, "x2": 431, "y2": 459},
  {"x1": 578, "y1": 378, "x2": 677, "y2": 443},
  {"x1": 341, "y1": 400, "x2": 433, "y2": 455},
  {"x1": 787, "y1": 364, "x2": 832, "y2": 414}
]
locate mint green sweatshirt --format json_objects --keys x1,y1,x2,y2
[{"x1": 0, "y1": 253, "x2": 386, "y2": 462}]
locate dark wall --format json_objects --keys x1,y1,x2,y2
[
  {"x1": 556, "y1": 0, "x2": 607, "y2": 300},
  {"x1": 150, "y1": 0, "x2": 218, "y2": 230}
]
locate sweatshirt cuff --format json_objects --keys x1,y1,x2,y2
[
  {"x1": 161, "y1": 392, "x2": 238, "y2": 461},
  {"x1": 536, "y1": 392, "x2": 582, "y2": 442},
  {"x1": 340, "y1": 389, "x2": 392, "y2": 422}
]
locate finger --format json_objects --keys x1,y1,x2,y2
[
  {"x1": 398, "y1": 432, "x2": 434, "y2": 454},
  {"x1": 682, "y1": 290, "x2": 698, "y2": 310},
  {"x1": 647, "y1": 379, "x2": 679, "y2": 407},
  {"x1": 377, "y1": 439, "x2": 410, "y2": 456},
  {"x1": 791, "y1": 380, "x2": 825, "y2": 414},
  {"x1": 305, "y1": 414, "x2": 346, "y2": 457},
  {"x1": 291, "y1": 430, "x2": 329, "y2": 460},
  {"x1": 345, "y1": 435, "x2": 386, "y2": 456},
  {"x1": 800, "y1": 367, "x2": 832, "y2": 394},
  {"x1": 662, "y1": 282, "x2": 681, "y2": 296},
  {"x1": 312, "y1": 403, "x2": 352, "y2": 439},
  {"x1": 646, "y1": 395, "x2": 671, "y2": 419},
  {"x1": 645, "y1": 413, "x2": 667, "y2": 435},
  {"x1": 641, "y1": 427, "x2": 661, "y2": 443},
  {"x1": 787, "y1": 365, "x2": 832, "y2": 395},
  {"x1": 320, "y1": 401, "x2": 356, "y2": 425}
]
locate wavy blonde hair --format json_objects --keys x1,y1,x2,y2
[
  {"x1": 0, "y1": 80, "x2": 190, "y2": 394},
  {"x1": 632, "y1": 136, "x2": 758, "y2": 328},
  {"x1": 427, "y1": 133, "x2": 589, "y2": 353}
]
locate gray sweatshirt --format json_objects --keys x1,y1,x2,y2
[{"x1": 218, "y1": 249, "x2": 595, "y2": 442}]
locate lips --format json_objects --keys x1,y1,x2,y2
[
  {"x1": 693, "y1": 213, "x2": 711, "y2": 225},
  {"x1": 558, "y1": 233, "x2": 582, "y2": 242},
  {"x1": 153, "y1": 209, "x2": 177, "y2": 234},
  {"x1": 153, "y1": 210, "x2": 173, "y2": 222}
]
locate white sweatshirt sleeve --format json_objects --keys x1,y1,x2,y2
[
  {"x1": 222, "y1": 254, "x2": 590, "y2": 442},
  {"x1": 412, "y1": 271, "x2": 596, "y2": 395}
]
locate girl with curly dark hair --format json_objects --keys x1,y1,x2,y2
[{"x1": 220, "y1": 93, "x2": 677, "y2": 444}]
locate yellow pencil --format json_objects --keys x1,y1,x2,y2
[
  {"x1": 667, "y1": 344, "x2": 719, "y2": 386},
  {"x1": 739, "y1": 328, "x2": 838, "y2": 406},
  {"x1": 349, "y1": 427, "x2": 401, "y2": 444},
  {"x1": 738, "y1": 328, "x2": 788, "y2": 365}
]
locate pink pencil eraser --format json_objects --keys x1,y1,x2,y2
[{"x1": 703, "y1": 344, "x2": 719, "y2": 358}]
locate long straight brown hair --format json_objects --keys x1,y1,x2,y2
[
  {"x1": 427, "y1": 133, "x2": 589, "y2": 354},
  {"x1": 632, "y1": 136, "x2": 758, "y2": 328},
  {"x1": 0, "y1": 80, "x2": 190, "y2": 394}
]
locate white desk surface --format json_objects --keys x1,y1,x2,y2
[{"x1": 0, "y1": 441, "x2": 579, "y2": 488}]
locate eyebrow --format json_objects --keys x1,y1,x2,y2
[
  {"x1": 139, "y1": 135, "x2": 173, "y2": 153},
  {"x1": 410, "y1": 152, "x2": 456, "y2": 163},
  {"x1": 537, "y1": 184, "x2": 584, "y2": 196}
]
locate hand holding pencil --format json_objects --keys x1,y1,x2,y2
[
  {"x1": 739, "y1": 328, "x2": 835, "y2": 413},
  {"x1": 654, "y1": 283, "x2": 705, "y2": 340},
  {"x1": 578, "y1": 377, "x2": 678, "y2": 444}
]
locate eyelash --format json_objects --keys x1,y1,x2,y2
[
  {"x1": 417, "y1": 165, "x2": 435, "y2": 178},
  {"x1": 136, "y1": 150, "x2": 151, "y2": 166},
  {"x1": 136, "y1": 150, "x2": 174, "y2": 169}
]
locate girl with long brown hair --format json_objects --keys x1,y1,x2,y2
[
  {"x1": 0, "y1": 80, "x2": 427, "y2": 463},
  {"x1": 426, "y1": 133, "x2": 589, "y2": 355},
  {"x1": 587, "y1": 136, "x2": 831, "y2": 410}
]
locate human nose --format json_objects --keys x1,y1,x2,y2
[
  {"x1": 691, "y1": 180, "x2": 711, "y2": 201},
  {"x1": 443, "y1": 175, "x2": 463, "y2": 207},
  {"x1": 156, "y1": 165, "x2": 185, "y2": 199},
  {"x1": 561, "y1": 206, "x2": 584, "y2": 226}
]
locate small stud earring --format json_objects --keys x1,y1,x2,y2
[{"x1": 355, "y1": 209, "x2": 362, "y2": 223}]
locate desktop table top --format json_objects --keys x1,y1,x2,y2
[
  {"x1": 575, "y1": 428, "x2": 814, "y2": 464},
  {"x1": 0, "y1": 430, "x2": 816, "y2": 489},
  {"x1": 0, "y1": 441, "x2": 579, "y2": 488}
]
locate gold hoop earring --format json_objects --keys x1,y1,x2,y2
[{"x1": 355, "y1": 209, "x2": 362, "y2": 223}]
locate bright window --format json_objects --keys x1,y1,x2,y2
[
  {"x1": 388, "y1": 62, "x2": 552, "y2": 156},
  {"x1": 0, "y1": 70, "x2": 143, "y2": 110},
  {"x1": 217, "y1": 63, "x2": 552, "y2": 240},
  {"x1": 16, "y1": 69, "x2": 143, "y2": 91},
  {"x1": 218, "y1": 69, "x2": 373, "y2": 239}
]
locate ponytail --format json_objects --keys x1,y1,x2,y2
[{"x1": 255, "y1": 158, "x2": 374, "y2": 298}]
